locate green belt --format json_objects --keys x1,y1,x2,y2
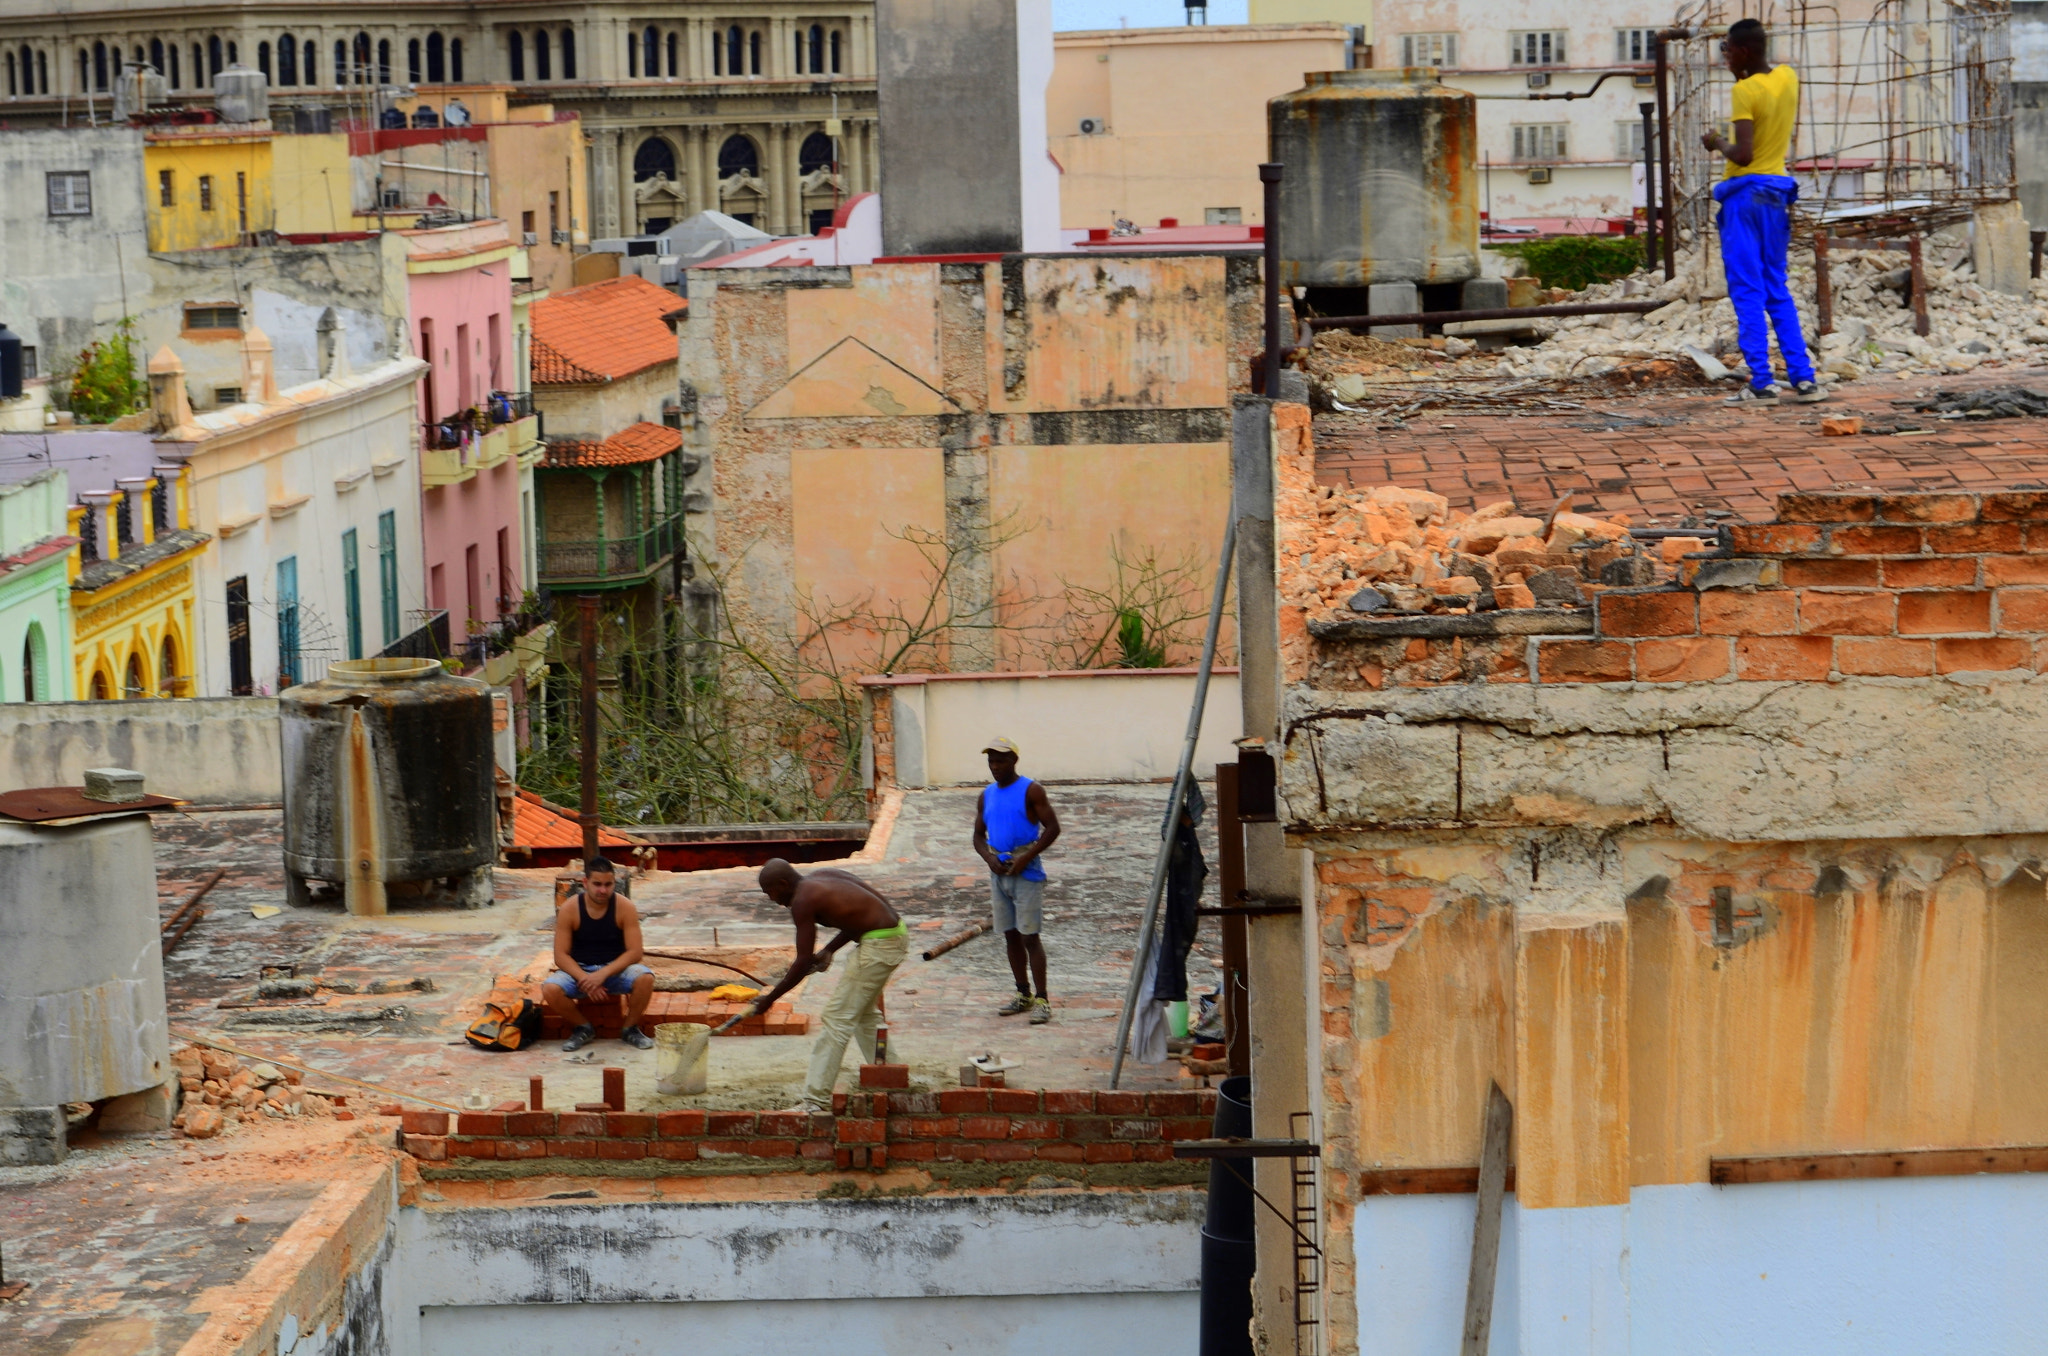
[{"x1": 863, "y1": 920, "x2": 908, "y2": 940}]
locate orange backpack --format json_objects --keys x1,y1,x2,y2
[{"x1": 465, "y1": 998, "x2": 542, "y2": 1052}]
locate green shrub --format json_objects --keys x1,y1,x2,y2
[
  {"x1": 65, "y1": 318, "x2": 147, "y2": 424},
  {"x1": 1501, "y1": 235, "x2": 1646, "y2": 293}
]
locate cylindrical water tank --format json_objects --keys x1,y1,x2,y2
[
  {"x1": 0, "y1": 815, "x2": 169, "y2": 1111},
  {"x1": 281, "y1": 658, "x2": 496, "y2": 913},
  {"x1": 1269, "y1": 68, "x2": 1479, "y2": 287}
]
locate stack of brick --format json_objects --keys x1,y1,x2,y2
[{"x1": 397, "y1": 1088, "x2": 1219, "y2": 1173}]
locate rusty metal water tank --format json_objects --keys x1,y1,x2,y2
[
  {"x1": 1269, "y1": 68, "x2": 1479, "y2": 288},
  {"x1": 280, "y1": 658, "x2": 496, "y2": 915}
]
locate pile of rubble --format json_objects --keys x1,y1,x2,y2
[
  {"x1": 171, "y1": 1043, "x2": 347, "y2": 1139},
  {"x1": 1280, "y1": 481, "x2": 1701, "y2": 625},
  {"x1": 1495, "y1": 236, "x2": 2048, "y2": 384}
]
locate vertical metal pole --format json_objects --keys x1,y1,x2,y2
[
  {"x1": 1653, "y1": 33, "x2": 1676, "y2": 279},
  {"x1": 1216, "y1": 762, "x2": 1251, "y2": 1079},
  {"x1": 1260, "y1": 162, "x2": 1283, "y2": 396},
  {"x1": 1639, "y1": 102, "x2": 1659, "y2": 269},
  {"x1": 1814, "y1": 234, "x2": 1833, "y2": 336},
  {"x1": 578, "y1": 594, "x2": 600, "y2": 861}
]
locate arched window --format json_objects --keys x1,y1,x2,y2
[
  {"x1": 90, "y1": 669, "x2": 111, "y2": 700},
  {"x1": 642, "y1": 26, "x2": 657, "y2": 78},
  {"x1": 93, "y1": 40, "x2": 108, "y2": 91},
  {"x1": 793, "y1": 29, "x2": 804, "y2": 73},
  {"x1": 149, "y1": 37, "x2": 164, "y2": 74},
  {"x1": 799, "y1": 131, "x2": 834, "y2": 175},
  {"x1": 407, "y1": 37, "x2": 421, "y2": 84},
  {"x1": 76, "y1": 50, "x2": 87, "y2": 95},
  {"x1": 425, "y1": 32, "x2": 443, "y2": 83},
  {"x1": 124, "y1": 651, "x2": 146, "y2": 699},
  {"x1": 333, "y1": 39, "x2": 345, "y2": 85},
  {"x1": 810, "y1": 24, "x2": 825, "y2": 73},
  {"x1": 633, "y1": 136, "x2": 676, "y2": 182},
  {"x1": 192, "y1": 42, "x2": 204, "y2": 87},
  {"x1": 727, "y1": 26, "x2": 742, "y2": 76},
  {"x1": 749, "y1": 30, "x2": 761, "y2": 75},
  {"x1": 302, "y1": 39, "x2": 315, "y2": 85},
  {"x1": 160, "y1": 632, "x2": 180, "y2": 696},
  {"x1": 667, "y1": 31, "x2": 677, "y2": 77},
  {"x1": 5, "y1": 52, "x2": 15, "y2": 97},
  {"x1": 134, "y1": 44, "x2": 144, "y2": 66},
  {"x1": 534, "y1": 29, "x2": 549, "y2": 81},
  {"x1": 449, "y1": 38, "x2": 462, "y2": 81},
  {"x1": 278, "y1": 32, "x2": 295, "y2": 85},
  {"x1": 507, "y1": 30, "x2": 523, "y2": 81},
  {"x1": 830, "y1": 30, "x2": 842, "y2": 73},
  {"x1": 36, "y1": 48, "x2": 47, "y2": 94},
  {"x1": 626, "y1": 30, "x2": 636, "y2": 77},
  {"x1": 23, "y1": 623, "x2": 46, "y2": 700},
  {"x1": 377, "y1": 38, "x2": 390, "y2": 83},
  {"x1": 257, "y1": 41, "x2": 270, "y2": 80},
  {"x1": 713, "y1": 32, "x2": 723, "y2": 75},
  {"x1": 352, "y1": 32, "x2": 370, "y2": 83},
  {"x1": 227, "y1": 40, "x2": 237, "y2": 65},
  {"x1": 560, "y1": 28, "x2": 576, "y2": 79},
  {"x1": 718, "y1": 134, "x2": 759, "y2": 178}
]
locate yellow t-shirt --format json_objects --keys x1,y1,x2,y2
[{"x1": 1724, "y1": 64, "x2": 1798, "y2": 179}]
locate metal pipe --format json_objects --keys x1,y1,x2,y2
[
  {"x1": 160, "y1": 867, "x2": 226, "y2": 934},
  {"x1": 1468, "y1": 70, "x2": 1656, "y2": 100},
  {"x1": 1654, "y1": 31, "x2": 1678, "y2": 278},
  {"x1": 921, "y1": 920, "x2": 993, "y2": 962},
  {"x1": 1641, "y1": 102, "x2": 1659, "y2": 268},
  {"x1": 1260, "y1": 162, "x2": 1283, "y2": 398},
  {"x1": 578, "y1": 594, "x2": 600, "y2": 862},
  {"x1": 1304, "y1": 299, "x2": 1665, "y2": 332},
  {"x1": 1110, "y1": 507, "x2": 1237, "y2": 1089}
]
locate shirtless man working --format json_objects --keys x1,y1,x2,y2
[{"x1": 742, "y1": 859, "x2": 907, "y2": 1112}]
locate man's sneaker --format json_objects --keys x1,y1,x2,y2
[
  {"x1": 562, "y1": 1024, "x2": 598, "y2": 1053},
  {"x1": 997, "y1": 991, "x2": 1034, "y2": 1017},
  {"x1": 1726, "y1": 384, "x2": 1781, "y2": 405},
  {"x1": 621, "y1": 1025, "x2": 655, "y2": 1050},
  {"x1": 1029, "y1": 998, "x2": 1052, "y2": 1025},
  {"x1": 1789, "y1": 380, "x2": 1831, "y2": 403}
]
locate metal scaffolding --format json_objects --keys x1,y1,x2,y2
[{"x1": 1662, "y1": 0, "x2": 2014, "y2": 240}]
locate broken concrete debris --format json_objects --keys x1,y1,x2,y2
[{"x1": 170, "y1": 1043, "x2": 345, "y2": 1138}]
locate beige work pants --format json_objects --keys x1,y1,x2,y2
[{"x1": 802, "y1": 930, "x2": 908, "y2": 1110}]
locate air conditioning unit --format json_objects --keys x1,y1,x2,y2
[
  {"x1": 551, "y1": 228, "x2": 570, "y2": 244},
  {"x1": 522, "y1": 231, "x2": 539, "y2": 246},
  {"x1": 1078, "y1": 117, "x2": 1105, "y2": 135},
  {"x1": 1526, "y1": 72, "x2": 1550, "y2": 88},
  {"x1": 1634, "y1": 72, "x2": 1656, "y2": 87},
  {"x1": 1527, "y1": 166, "x2": 1553, "y2": 184}
]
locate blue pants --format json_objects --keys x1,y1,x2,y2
[{"x1": 1717, "y1": 179, "x2": 1814, "y2": 390}]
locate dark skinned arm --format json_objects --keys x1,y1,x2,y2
[
  {"x1": 1703, "y1": 118, "x2": 1755, "y2": 167},
  {"x1": 576, "y1": 899, "x2": 645, "y2": 999},
  {"x1": 999, "y1": 782, "x2": 1062, "y2": 876}
]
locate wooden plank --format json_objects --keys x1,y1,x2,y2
[
  {"x1": 1461, "y1": 1081, "x2": 1514, "y2": 1356},
  {"x1": 1711, "y1": 1144, "x2": 2048, "y2": 1186},
  {"x1": 1356, "y1": 1165, "x2": 1520, "y2": 1196}
]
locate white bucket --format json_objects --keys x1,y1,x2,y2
[{"x1": 654, "y1": 1021, "x2": 711, "y2": 1095}]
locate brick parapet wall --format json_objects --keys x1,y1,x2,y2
[
  {"x1": 397, "y1": 1087, "x2": 1220, "y2": 1174},
  {"x1": 1307, "y1": 491, "x2": 2048, "y2": 690}
]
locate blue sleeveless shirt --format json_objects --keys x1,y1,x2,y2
[{"x1": 981, "y1": 776, "x2": 1047, "y2": 881}]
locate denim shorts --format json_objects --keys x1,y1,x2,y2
[
  {"x1": 990, "y1": 874, "x2": 1045, "y2": 935},
  {"x1": 546, "y1": 962, "x2": 653, "y2": 997}
]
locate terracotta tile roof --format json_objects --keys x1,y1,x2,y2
[
  {"x1": 510, "y1": 789, "x2": 638, "y2": 851},
  {"x1": 529, "y1": 275, "x2": 684, "y2": 385},
  {"x1": 544, "y1": 421, "x2": 682, "y2": 468}
]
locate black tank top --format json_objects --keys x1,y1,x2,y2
[{"x1": 569, "y1": 892, "x2": 626, "y2": 966}]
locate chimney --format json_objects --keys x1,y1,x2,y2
[
  {"x1": 240, "y1": 325, "x2": 279, "y2": 404},
  {"x1": 876, "y1": 0, "x2": 1060, "y2": 257},
  {"x1": 147, "y1": 346, "x2": 195, "y2": 433}
]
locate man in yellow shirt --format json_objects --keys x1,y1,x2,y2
[{"x1": 1702, "y1": 19, "x2": 1827, "y2": 406}]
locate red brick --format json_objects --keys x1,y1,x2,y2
[
  {"x1": 1043, "y1": 1090, "x2": 1097, "y2": 1115},
  {"x1": 1110, "y1": 1118, "x2": 1164, "y2": 1140},
  {"x1": 745, "y1": 1139, "x2": 799, "y2": 1158},
  {"x1": 1726, "y1": 523, "x2": 1823, "y2": 554},
  {"x1": 1063, "y1": 1118, "x2": 1110, "y2": 1141},
  {"x1": 985, "y1": 1142, "x2": 1035, "y2": 1162},
  {"x1": 870, "y1": 1146, "x2": 888, "y2": 1171},
  {"x1": 836, "y1": 1117, "x2": 886, "y2": 1144},
  {"x1": 450, "y1": 1139, "x2": 498, "y2": 1160},
  {"x1": 1998, "y1": 588, "x2": 2048, "y2": 631},
  {"x1": 938, "y1": 1142, "x2": 986, "y2": 1162},
  {"x1": 405, "y1": 1134, "x2": 447, "y2": 1161},
  {"x1": 1927, "y1": 524, "x2": 2022, "y2": 554},
  {"x1": 557, "y1": 1112, "x2": 607, "y2": 1137},
  {"x1": 1535, "y1": 640, "x2": 1634, "y2": 683},
  {"x1": 1735, "y1": 636, "x2": 1834, "y2": 680},
  {"x1": 1634, "y1": 637, "x2": 1731, "y2": 683},
  {"x1": 650, "y1": 1140, "x2": 700, "y2": 1161},
  {"x1": 605, "y1": 1112, "x2": 655, "y2": 1139},
  {"x1": 1984, "y1": 556, "x2": 2048, "y2": 586},
  {"x1": 1035, "y1": 1143, "x2": 1088, "y2": 1162},
  {"x1": 1831, "y1": 525, "x2": 1923, "y2": 555},
  {"x1": 990, "y1": 1089, "x2": 1042, "y2": 1113},
  {"x1": 1096, "y1": 1091, "x2": 1147, "y2": 1116},
  {"x1": 1134, "y1": 1143, "x2": 1175, "y2": 1162},
  {"x1": 706, "y1": 1111, "x2": 758, "y2": 1135},
  {"x1": 1878, "y1": 492, "x2": 1978, "y2": 523},
  {"x1": 401, "y1": 1110, "x2": 450, "y2": 1137},
  {"x1": 890, "y1": 1140, "x2": 937, "y2": 1161},
  {"x1": 831, "y1": 1092, "x2": 846, "y2": 1115},
  {"x1": 504, "y1": 1111, "x2": 556, "y2": 1136},
  {"x1": 1897, "y1": 590, "x2": 1990, "y2": 635},
  {"x1": 891, "y1": 1116, "x2": 960, "y2": 1139},
  {"x1": 937, "y1": 1090, "x2": 991, "y2": 1113},
  {"x1": 960, "y1": 1115, "x2": 1010, "y2": 1140},
  {"x1": 1194, "y1": 1090, "x2": 1219, "y2": 1113},
  {"x1": 698, "y1": 1140, "x2": 748, "y2": 1156},
  {"x1": 1936, "y1": 637, "x2": 2032, "y2": 673},
  {"x1": 546, "y1": 1138, "x2": 596, "y2": 1158},
  {"x1": 1145, "y1": 1092, "x2": 1203, "y2": 1116},
  {"x1": 1008, "y1": 1117, "x2": 1059, "y2": 1140},
  {"x1": 1797, "y1": 591, "x2": 1895, "y2": 635},
  {"x1": 499, "y1": 1138, "x2": 548, "y2": 1160},
  {"x1": 834, "y1": 1146, "x2": 861, "y2": 1170},
  {"x1": 455, "y1": 1112, "x2": 508, "y2": 1136},
  {"x1": 2027, "y1": 525, "x2": 2048, "y2": 553},
  {"x1": 656, "y1": 1110, "x2": 706, "y2": 1138},
  {"x1": 1834, "y1": 638, "x2": 1934, "y2": 677},
  {"x1": 1085, "y1": 1142, "x2": 1137, "y2": 1163},
  {"x1": 1597, "y1": 591, "x2": 1697, "y2": 638},
  {"x1": 1782, "y1": 557, "x2": 1882, "y2": 588},
  {"x1": 1883, "y1": 557, "x2": 1978, "y2": 589},
  {"x1": 801, "y1": 1139, "x2": 838, "y2": 1161},
  {"x1": 1699, "y1": 591, "x2": 1796, "y2": 635},
  {"x1": 490, "y1": 1099, "x2": 526, "y2": 1113},
  {"x1": 1777, "y1": 493, "x2": 1878, "y2": 523},
  {"x1": 1981, "y1": 492, "x2": 2048, "y2": 521},
  {"x1": 858, "y1": 1064, "x2": 911, "y2": 1089},
  {"x1": 756, "y1": 1112, "x2": 809, "y2": 1137},
  {"x1": 596, "y1": 1139, "x2": 647, "y2": 1160}
]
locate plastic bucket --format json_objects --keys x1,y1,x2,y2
[{"x1": 654, "y1": 1021, "x2": 710, "y2": 1095}]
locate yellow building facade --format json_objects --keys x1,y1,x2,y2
[
  {"x1": 144, "y1": 126, "x2": 275, "y2": 252},
  {"x1": 68, "y1": 467, "x2": 210, "y2": 699}
]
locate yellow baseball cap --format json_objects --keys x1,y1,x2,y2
[{"x1": 982, "y1": 736, "x2": 1021, "y2": 756}]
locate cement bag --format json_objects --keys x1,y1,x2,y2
[{"x1": 655, "y1": 1021, "x2": 710, "y2": 1095}]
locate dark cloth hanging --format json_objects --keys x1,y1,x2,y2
[{"x1": 1152, "y1": 779, "x2": 1209, "y2": 1003}]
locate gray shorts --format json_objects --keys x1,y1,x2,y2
[{"x1": 990, "y1": 873, "x2": 1045, "y2": 935}]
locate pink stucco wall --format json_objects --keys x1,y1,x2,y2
[
  {"x1": 424, "y1": 457, "x2": 524, "y2": 627},
  {"x1": 411, "y1": 261, "x2": 514, "y2": 422}
]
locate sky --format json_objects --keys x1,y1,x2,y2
[{"x1": 1052, "y1": 1, "x2": 1253, "y2": 30}]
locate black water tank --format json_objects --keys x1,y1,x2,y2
[
  {"x1": 1200, "y1": 1074, "x2": 1255, "y2": 1356},
  {"x1": 0, "y1": 324, "x2": 22, "y2": 399}
]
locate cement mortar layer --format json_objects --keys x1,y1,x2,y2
[{"x1": 1282, "y1": 673, "x2": 2048, "y2": 844}]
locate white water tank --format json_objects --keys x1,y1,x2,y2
[{"x1": 214, "y1": 63, "x2": 270, "y2": 124}]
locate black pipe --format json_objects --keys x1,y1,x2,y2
[
  {"x1": 1653, "y1": 30, "x2": 1682, "y2": 279},
  {"x1": 1260, "y1": 163, "x2": 1283, "y2": 398},
  {"x1": 1200, "y1": 1074, "x2": 1255, "y2": 1356},
  {"x1": 1640, "y1": 102, "x2": 1659, "y2": 269},
  {"x1": 1305, "y1": 299, "x2": 1664, "y2": 333}
]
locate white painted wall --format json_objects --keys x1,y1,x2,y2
[
  {"x1": 1353, "y1": 1177, "x2": 2048, "y2": 1356},
  {"x1": 879, "y1": 669, "x2": 1243, "y2": 787},
  {"x1": 0, "y1": 697, "x2": 280, "y2": 804}
]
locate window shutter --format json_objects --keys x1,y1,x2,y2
[{"x1": 1445, "y1": 35, "x2": 1456, "y2": 66}]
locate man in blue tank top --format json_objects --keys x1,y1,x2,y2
[{"x1": 972, "y1": 736, "x2": 1062, "y2": 1023}]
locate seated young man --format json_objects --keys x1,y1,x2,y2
[{"x1": 542, "y1": 856, "x2": 656, "y2": 1052}]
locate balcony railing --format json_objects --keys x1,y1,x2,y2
[
  {"x1": 458, "y1": 606, "x2": 547, "y2": 670},
  {"x1": 489, "y1": 390, "x2": 537, "y2": 426},
  {"x1": 379, "y1": 609, "x2": 451, "y2": 662},
  {"x1": 537, "y1": 516, "x2": 683, "y2": 586}
]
